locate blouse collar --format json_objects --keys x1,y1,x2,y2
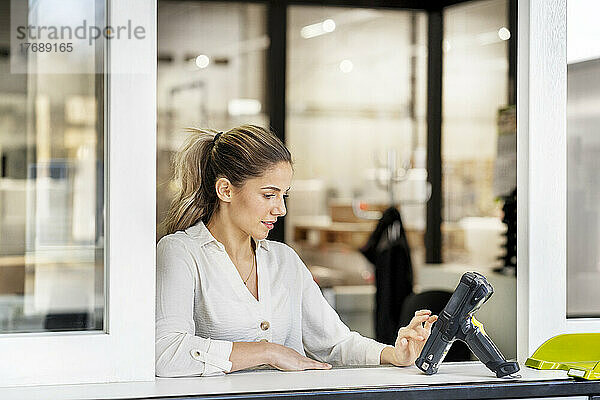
[{"x1": 184, "y1": 220, "x2": 270, "y2": 252}]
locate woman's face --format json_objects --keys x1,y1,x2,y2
[{"x1": 229, "y1": 162, "x2": 293, "y2": 240}]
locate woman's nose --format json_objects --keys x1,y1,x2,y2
[{"x1": 272, "y1": 196, "x2": 287, "y2": 217}]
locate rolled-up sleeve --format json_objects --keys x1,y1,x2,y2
[
  {"x1": 156, "y1": 237, "x2": 233, "y2": 377},
  {"x1": 297, "y1": 253, "x2": 389, "y2": 365}
]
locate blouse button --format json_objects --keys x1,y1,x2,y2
[{"x1": 260, "y1": 321, "x2": 270, "y2": 331}]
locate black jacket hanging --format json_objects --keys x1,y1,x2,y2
[{"x1": 360, "y1": 206, "x2": 414, "y2": 345}]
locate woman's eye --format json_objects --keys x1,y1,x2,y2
[{"x1": 264, "y1": 194, "x2": 275, "y2": 199}]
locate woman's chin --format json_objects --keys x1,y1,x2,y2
[
  {"x1": 257, "y1": 231, "x2": 269, "y2": 240},
  {"x1": 253, "y1": 228, "x2": 269, "y2": 241}
]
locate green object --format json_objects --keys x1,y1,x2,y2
[{"x1": 525, "y1": 333, "x2": 600, "y2": 380}]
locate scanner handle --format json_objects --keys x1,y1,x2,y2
[{"x1": 461, "y1": 317, "x2": 520, "y2": 378}]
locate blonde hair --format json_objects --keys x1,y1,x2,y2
[{"x1": 161, "y1": 125, "x2": 292, "y2": 236}]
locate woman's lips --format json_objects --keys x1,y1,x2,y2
[{"x1": 262, "y1": 221, "x2": 275, "y2": 230}]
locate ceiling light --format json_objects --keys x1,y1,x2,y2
[
  {"x1": 498, "y1": 27, "x2": 511, "y2": 41},
  {"x1": 301, "y1": 18, "x2": 336, "y2": 39},
  {"x1": 195, "y1": 55, "x2": 209, "y2": 69},
  {"x1": 339, "y1": 59, "x2": 353, "y2": 73},
  {"x1": 322, "y1": 19, "x2": 336, "y2": 33}
]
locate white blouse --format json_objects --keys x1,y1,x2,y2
[{"x1": 155, "y1": 220, "x2": 389, "y2": 377}]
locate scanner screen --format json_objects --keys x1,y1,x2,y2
[{"x1": 445, "y1": 283, "x2": 467, "y2": 315}]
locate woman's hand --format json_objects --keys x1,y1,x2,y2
[
  {"x1": 266, "y1": 342, "x2": 332, "y2": 371},
  {"x1": 382, "y1": 309, "x2": 438, "y2": 367}
]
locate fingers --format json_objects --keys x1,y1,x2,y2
[
  {"x1": 424, "y1": 315, "x2": 438, "y2": 331},
  {"x1": 306, "y1": 359, "x2": 332, "y2": 370},
  {"x1": 414, "y1": 325, "x2": 429, "y2": 338},
  {"x1": 407, "y1": 314, "x2": 433, "y2": 329},
  {"x1": 414, "y1": 309, "x2": 432, "y2": 316},
  {"x1": 396, "y1": 312, "x2": 438, "y2": 344},
  {"x1": 407, "y1": 310, "x2": 438, "y2": 328},
  {"x1": 302, "y1": 354, "x2": 331, "y2": 370},
  {"x1": 273, "y1": 345, "x2": 333, "y2": 371},
  {"x1": 397, "y1": 328, "x2": 426, "y2": 342}
]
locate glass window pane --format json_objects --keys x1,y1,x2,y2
[
  {"x1": 442, "y1": 0, "x2": 510, "y2": 267},
  {"x1": 0, "y1": 0, "x2": 104, "y2": 333},
  {"x1": 157, "y1": 1, "x2": 268, "y2": 237},
  {"x1": 440, "y1": 0, "x2": 515, "y2": 360},
  {"x1": 567, "y1": 0, "x2": 600, "y2": 318},
  {"x1": 287, "y1": 5, "x2": 428, "y2": 339}
]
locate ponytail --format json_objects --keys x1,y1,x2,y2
[{"x1": 161, "y1": 128, "x2": 219, "y2": 236}]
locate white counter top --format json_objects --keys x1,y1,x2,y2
[{"x1": 0, "y1": 362, "x2": 572, "y2": 400}]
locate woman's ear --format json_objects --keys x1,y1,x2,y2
[{"x1": 214, "y1": 177, "x2": 233, "y2": 203}]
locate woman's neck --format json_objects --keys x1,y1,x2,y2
[{"x1": 206, "y1": 211, "x2": 254, "y2": 262}]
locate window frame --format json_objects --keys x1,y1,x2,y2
[
  {"x1": 516, "y1": 0, "x2": 600, "y2": 363},
  {"x1": 0, "y1": 0, "x2": 156, "y2": 387}
]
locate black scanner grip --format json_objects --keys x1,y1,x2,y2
[{"x1": 461, "y1": 318, "x2": 519, "y2": 378}]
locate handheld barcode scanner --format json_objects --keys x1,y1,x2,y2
[{"x1": 415, "y1": 272, "x2": 520, "y2": 378}]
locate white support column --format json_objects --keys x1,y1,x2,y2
[{"x1": 517, "y1": 0, "x2": 567, "y2": 363}]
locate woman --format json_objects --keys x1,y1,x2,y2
[{"x1": 156, "y1": 125, "x2": 437, "y2": 377}]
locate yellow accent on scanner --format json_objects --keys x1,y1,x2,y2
[{"x1": 471, "y1": 316, "x2": 487, "y2": 336}]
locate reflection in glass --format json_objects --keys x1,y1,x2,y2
[{"x1": 0, "y1": 0, "x2": 104, "y2": 333}]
